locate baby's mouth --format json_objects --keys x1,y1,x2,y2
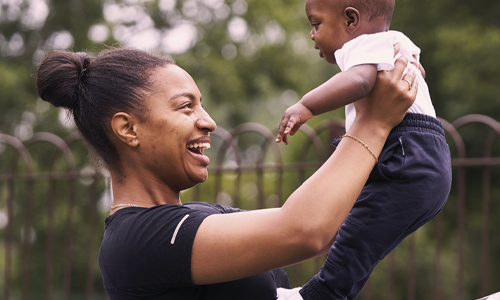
[{"x1": 187, "y1": 142, "x2": 211, "y2": 155}]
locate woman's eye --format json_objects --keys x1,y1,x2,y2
[{"x1": 180, "y1": 103, "x2": 192, "y2": 109}]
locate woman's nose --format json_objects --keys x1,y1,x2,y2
[{"x1": 197, "y1": 108, "x2": 217, "y2": 132}]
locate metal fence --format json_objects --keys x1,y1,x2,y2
[{"x1": 0, "y1": 114, "x2": 499, "y2": 300}]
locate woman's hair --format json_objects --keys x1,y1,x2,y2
[{"x1": 37, "y1": 48, "x2": 174, "y2": 170}]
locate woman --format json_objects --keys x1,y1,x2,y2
[{"x1": 36, "y1": 47, "x2": 417, "y2": 299}]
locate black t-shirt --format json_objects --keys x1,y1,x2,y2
[{"x1": 98, "y1": 202, "x2": 290, "y2": 299}]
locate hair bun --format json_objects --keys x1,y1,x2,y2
[
  {"x1": 37, "y1": 51, "x2": 92, "y2": 110},
  {"x1": 76, "y1": 52, "x2": 91, "y2": 70}
]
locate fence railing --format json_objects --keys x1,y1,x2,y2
[{"x1": 0, "y1": 114, "x2": 499, "y2": 300}]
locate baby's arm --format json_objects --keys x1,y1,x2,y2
[
  {"x1": 302, "y1": 64, "x2": 378, "y2": 115},
  {"x1": 276, "y1": 64, "x2": 377, "y2": 144}
]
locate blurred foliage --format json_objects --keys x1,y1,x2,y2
[
  {"x1": 1, "y1": 0, "x2": 500, "y2": 299},
  {"x1": 1, "y1": 0, "x2": 500, "y2": 134}
]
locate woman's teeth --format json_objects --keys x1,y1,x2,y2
[{"x1": 187, "y1": 143, "x2": 211, "y2": 150}]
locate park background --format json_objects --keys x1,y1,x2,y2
[{"x1": 1, "y1": 0, "x2": 500, "y2": 299}]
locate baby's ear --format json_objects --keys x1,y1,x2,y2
[{"x1": 344, "y1": 7, "x2": 360, "y2": 33}]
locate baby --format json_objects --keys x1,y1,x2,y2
[{"x1": 276, "y1": 0, "x2": 452, "y2": 299}]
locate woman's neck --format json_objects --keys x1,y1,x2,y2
[{"x1": 110, "y1": 168, "x2": 183, "y2": 209}]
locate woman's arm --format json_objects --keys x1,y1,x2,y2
[{"x1": 191, "y1": 56, "x2": 418, "y2": 285}]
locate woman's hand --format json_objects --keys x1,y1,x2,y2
[{"x1": 353, "y1": 46, "x2": 418, "y2": 134}]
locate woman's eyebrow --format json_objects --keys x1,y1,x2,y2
[{"x1": 169, "y1": 92, "x2": 196, "y2": 101}]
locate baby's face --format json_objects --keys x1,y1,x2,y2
[{"x1": 305, "y1": 0, "x2": 351, "y2": 64}]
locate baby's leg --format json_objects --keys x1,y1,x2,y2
[
  {"x1": 300, "y1": 113, "x2": 451, "y2": 300},
  {"x1": 347, "y1": 200, "x2": 445, "y2": 299}
]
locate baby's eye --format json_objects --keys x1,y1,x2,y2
[{"x1": 314, "y1": 24, "x2": 319, "y2": 30}]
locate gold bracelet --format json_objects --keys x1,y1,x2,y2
[{"x1": 342, "y1": 134, "x2": 378, "y2": 163}]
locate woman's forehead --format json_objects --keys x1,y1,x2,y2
[{"x1": 152, "y1": 65, "x2": 201, "y2": 99}]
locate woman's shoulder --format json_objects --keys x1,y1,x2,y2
[
  {"x1": 99, "y1": 205, "x2": 211, "y2": 295},
  {"x1": 183, "y1": 202, "x2": 245, "y2": 214},
  {"x1": 103, "y1": 202, "x2": 243, "y2": 228},
  {"x1": 103, "y1": 204, "x2": 210, "y2": 235}
]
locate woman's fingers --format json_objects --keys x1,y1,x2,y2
[
  {"x1": 402, "y1": 70, "x2": 418, "y2": 98},
  {"x1": 401, "y1": 69, "x2": 416, "y2": 91},
  {"x1": 392, "y1": 43, "x2": 400, "y2": 57},
  {"x1": 354, "y1": 58, "x2": 417, "y2": 131},
  {"x1": 417, "y1": 62, "x2": 426, "y2": 79},
  {"x1": 411, "y1": 54, "x2": 426, "y2": 78},
  {"x1": 376, "y1": 55, "x2": 408, "y2": 89},
  {"x1": 391, "y1": 55, "x2": 409, "y2": 79}
]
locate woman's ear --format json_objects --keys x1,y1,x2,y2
[
  {"x1": 111, "y1": 112, "x2": 140, "y2": 147},
  {"x1": 344, "y1": 7, "x2": 360, "y2": 33}
]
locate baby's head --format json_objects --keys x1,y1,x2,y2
[{"x1": 305, "y1": 0, "x2": 395, "y2": 64}]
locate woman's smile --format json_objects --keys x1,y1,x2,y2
[{"x1": 186, "y1": 136, "x2": 211, "y2": 166}]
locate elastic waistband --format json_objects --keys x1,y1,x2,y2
[{"x1": 390, "y1": 113, "x2": 444, "y2": 137}]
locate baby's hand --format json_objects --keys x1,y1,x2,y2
[{"x1": 276, "y1": 102, "x2": 313, "y2": 145}]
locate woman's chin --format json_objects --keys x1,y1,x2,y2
[
  {"x1": 198, "y1": 172, "x2": 209, "y2": 183},
  {"x1": 186, "y1": 169, "x2": 209, "y2": 186}
]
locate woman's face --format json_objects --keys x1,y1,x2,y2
[{"x1": 137, "y1": 65, "x2": 216, "y2": 192}]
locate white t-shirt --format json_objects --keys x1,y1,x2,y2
[{"x1": 335, "y1": 30, "x2": 436, "y2": 131}]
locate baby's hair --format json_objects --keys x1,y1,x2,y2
[
  {"x1": 345, "y1": 0, "x2": 395, "y2": 22},
  {"x1": 37, "y1": 48, "x2": 175, "y2": 171}
]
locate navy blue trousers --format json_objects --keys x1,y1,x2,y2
[{"x1": 300, "y1": 113, "x2": 452, "y2": 300}]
